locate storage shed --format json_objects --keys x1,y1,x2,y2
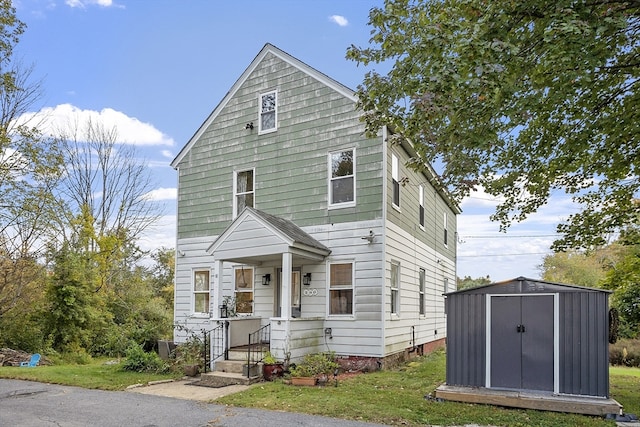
[{"x1": 436, "y1": 277, "x2": 622, "y2": 415}]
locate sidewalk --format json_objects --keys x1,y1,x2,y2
[{"x1": 126, "y1": 378, "x2": 249, "y2": 401}]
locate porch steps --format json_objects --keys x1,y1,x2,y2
[{"x1": 197, "y1": 358, "x2": 263, "y2": 388}]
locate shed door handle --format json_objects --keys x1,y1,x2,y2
[{"x1": 517, "y1": 324, "x2": 526, "y2": 333}]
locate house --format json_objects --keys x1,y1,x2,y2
[
  {"x1": 170, "y1": 43, "x2": 460, "y2": 371},
  {"x1": 436, "y1": 277, "x2": 622, "y2": 415}
]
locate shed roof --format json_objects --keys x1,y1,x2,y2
[{"x1": 445, "y1": 276, "x2": 612, "y2": 296}]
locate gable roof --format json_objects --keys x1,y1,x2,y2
[
  {"x1": 171, "y1": 43, "x2": 357, "y2": 168},
  {"x1": 207, "y1": 207, "x2": 331, "y2": 265}
]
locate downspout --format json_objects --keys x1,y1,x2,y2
[{"x1": 381, "y1": 125, "x2": 388, "y2": 359}]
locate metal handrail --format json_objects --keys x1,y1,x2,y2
[
  {"x1": 246, "y1": 323, "x2": 270, "y2": 378},
  {"x1": 203, "y1": 321, "x2": 228, "y2": 373}
]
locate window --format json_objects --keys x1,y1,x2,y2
[
  {"x1": 418, "y1": 185, "x2": 425, "y2": 228},
  {"x1": 329, "y1": 263, "x2": 353, "y2": 315},
  {"x1": 329, "y1": 149, "x2": 355, "y2": 207},
  {"x1": 392, "y1": 153, "x2": 400, "y2": 208},
  {"x1": 193, "y1": 270, "x2": 210, "y2": 314},
  {"x1": 391, "y1": 262, "x2": 399, "y2": 314},
  {"x1": 234, "y1": 267, "x2": 254, "y2": 314},
  {"x1": 234, "y1": 169, "x2": 254, "y2": 217},
  {"x1": 443, "y1": 212, "x2": 448, "y2": 246},
  {"x1": 259, "y1": 91, "x2": 277, "y2": 133},
  {"x1": 419, "y1": 268, "x2": 426, "y2": 315}
]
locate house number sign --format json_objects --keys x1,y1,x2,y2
[{"x1": 303, "y1": 288, "x2": 318, "y2": 296}]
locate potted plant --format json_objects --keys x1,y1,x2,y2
[
  {"x1": 175, "y1": 336, "x2": 204, "y2": 377},
  {"x1": 262, "y1": 351, "x2": 284, "y2": 381},
  {"x1": 289, "y1": 352, "x2": 339, "y2": 386}
]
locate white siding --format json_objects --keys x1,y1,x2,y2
[{"x1": 383, "y1": 221, "x2": 454, "y2": 354}]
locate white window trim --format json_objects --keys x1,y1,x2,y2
[
  {"x1": 392, "y1": 153, "x2": 400, "y2": 211},
  {"x1": 233, "y1": 167, "x2": 255, "y2": 218},
  {"x1": 443, "y1": 211, "x2": 448, "y2": 247},
  {"x1": 390, "y1": 261, "x2": 400, "y2": 317},
  {"x1": 327, "y1": 260, "x2": 355, "y2": 318},
  {"x1": 258, "y1": 90, "x2": 277, "y2": 134},
  {"x1": 418, "y1": 184, "x2": 425, "y2": 229},
  {"x1": 234, "y1": 266, "x2": 255, "y2": 316},
  {"x1": 328, "y1": 148, "x2": 356, "y2": 209},
  {"x1": 192, "y1": 268, "x2": 211, "y2": 317},
  {"x1": 419, "y1": 268, "x2": 426, "y2": 316}
]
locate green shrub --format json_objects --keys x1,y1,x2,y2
[
  {"x1": 122, "y1": 343, "x2": 166, "y2": 373},
  {"x1": 610, "y1": 338, "x2": 640, "y2": 367},
  {"x1": 289, "y1": 352, "x2": 339, "y2": 377}
]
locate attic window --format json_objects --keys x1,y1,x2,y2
[{"x1": 259, "y1": 90, "x2": 277, "y2": 133}]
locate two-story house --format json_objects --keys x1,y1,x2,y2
[{"x1": 170, "y1": 43, "x2": 460, "y2": 370}]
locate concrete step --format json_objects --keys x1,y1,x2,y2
[{"x1": 198, "y1": 371, "x2": 260, "y2": 388}]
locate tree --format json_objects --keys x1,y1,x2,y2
[
  {"x1": 347, "y1": 0, "x2": 639, "y2": 250},
  {"x1": 0, "y1": 2, "x2": 63, "y2": 325},
  {"x1": 456, "y1": 275, "x2": 491, "y2": 290},
  {"x1": 55, "y1": 119, "x2": 160, "y2": 245}
]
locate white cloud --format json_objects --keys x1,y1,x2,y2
[
  {"x1": 138, "y1": 214, "x2": 176, "y2": 256},
  {"x1": 329, "y1": 15, "x2": 348, "y2": 27},
  {"x1": 141, "y1": 187, "x2": 176, "y2": 202},
  {"x1": 161, "y1": 150, "x2": 173, "y2": 159},
  {"x1": 17, "y1": 103, "x2": 175, "y2": 146},
  {"x1": 65, "y1": 0, "x2": 122, "y2": 8}
]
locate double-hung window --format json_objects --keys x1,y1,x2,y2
[
  {"x1": 235, "y1": 267, "x2": 254, "y2": 314},
  {"x1": 329, "y1": 149, "x2": 355, "y2": 207},
  {"x1": 193, "y1": 270, "x2": 210, "y2": 314},
  {"x1": 233, "y1": 169, "x2": 254, "y2": 217},
  {"x1": 419, "y1": 268, "x2": 426, "y2": 315},
  {"x1": 390, "y1": 262, "x2": 400, "y2": 314},
  {"x1": 392, "y1": 153, "x2": 400, "y2": 209},
  {"x1": 418, "y1": 185, "x2": 425, "y2": 228},
  {"x1": 329, "y1": 262, "x2": 353, "y2": 315},
  {"x1": 443, "y1": 212, "x2": 448, "y2": 246},
  {"x1": 259, "y1": 90, "x2": 277, "y2": 133}
]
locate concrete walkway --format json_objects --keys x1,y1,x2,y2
[{"x1": 126, "y1": 378, "x2": 249, "y2": 401}]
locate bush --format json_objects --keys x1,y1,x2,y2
[
  {"x1": 610, "y1": 338, "x2": 640, "y2": 367},
  {"x1": 122, "y1": 343, "x2": 166, "y2": 373},
  {"x1": 289, "y1": 352, "x2": 339, "y2": 377}
]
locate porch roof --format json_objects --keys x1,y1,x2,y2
[{"x1": 206, "y1": 207, "x2": 331, "y2": 265}]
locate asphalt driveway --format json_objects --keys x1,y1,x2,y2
[{"x1": 0, "y1": 379, "x2": 388, "y2": 427}]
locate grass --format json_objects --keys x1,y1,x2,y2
[
  {"x1": 1, "y1": 351, "x2": 638, "y2": 426},
  {"x1": 217, "y1": 350, "x2": 639, "y2": 427},
  {"x1": 0, "y1": 357, "x2": 179, "y2": 390}
]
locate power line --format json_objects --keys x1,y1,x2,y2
[
  {"x1": 461, "y1": 234, "x2": 558, "y2": 239},
  {"x1": 458, "y1": 252, "x2": 551, "y2": 258}
]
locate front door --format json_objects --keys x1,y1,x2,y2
[
  {"x1": 490, "y1": 295, "x2": 555, "y2": 391},
  {"x1": 275, "y1": 268, "x2": 301, "y2": 318}
]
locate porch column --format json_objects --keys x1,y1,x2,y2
[
  {"x1": 212, "y1": 259, "x2": 224, "y2": 318},
  {"x1": 281, "y1": 251, "x2": 292, "y2": 319}
]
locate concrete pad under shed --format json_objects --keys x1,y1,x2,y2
[{"x1": 435, "y1": 384, "x2": 623, "y2": 416}]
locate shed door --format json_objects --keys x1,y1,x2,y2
[{"x1": 490, "y1": 295, "x2": 554, "y2": 391}]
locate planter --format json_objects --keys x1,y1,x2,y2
[
  {"x1": 183, "y1": 364, "x2": 200, "y2": 377},
  {"x1": 263, "y1": 363, "x2": 284, "y2": 381},
  {"x1": 291, "y1": 376, "x2": 317, "y2": 386}
]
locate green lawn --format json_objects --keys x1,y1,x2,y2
[
  {"x1": 1, "y1": 352, "x2": 637, "y2": 426},
  {"x1": 0, "y1": 358, "x2": 179, "y2": 390}
]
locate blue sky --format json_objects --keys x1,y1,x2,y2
[{"x1": 14, "y1": 0, "x2": 574, "y2": 281}]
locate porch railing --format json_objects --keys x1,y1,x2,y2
[
  {"x1": 246, "y1": 323, "x2": 270, "y2": 378},
  {"x1": 203, "y1": 321, "x2": 228, "y2": 373}
]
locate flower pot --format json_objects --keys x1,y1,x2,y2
[
  {"x1": 291, "y1": 376, "x2": 317, "y2": 386},
  {"x1": 183, "y1": 364, "x2": 200, "y2": 377},
  {"x1": 263, "y1": 363, "x2": 284, "y2": 381}
]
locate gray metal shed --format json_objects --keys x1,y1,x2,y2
[{"x1": 444, "y1": 277, "x2": 611, "y2": 398}]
